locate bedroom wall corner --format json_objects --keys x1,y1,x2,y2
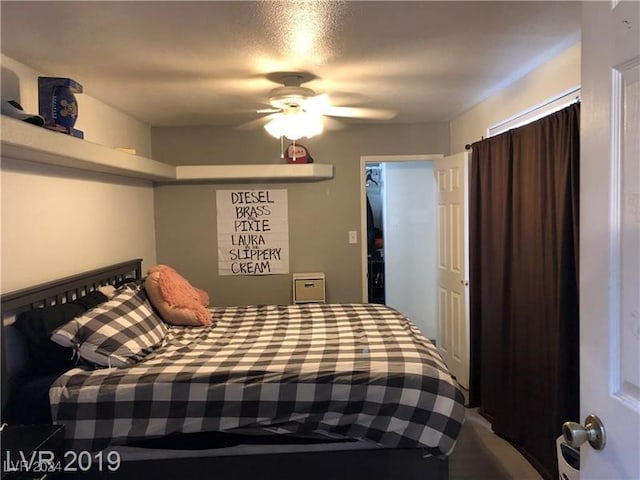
[
  {"x1": 449, "y1": 42, "x2": 581, "y2": 153},
  {"x1": 151, "y1": 122, "x2": 450, "y2": 306},
  {"x1": 1, "y1": 55, "x2": 153, "y2": 157},
  {"x1": 1, "y1": 56, "x2": 158, "y2": 293}
]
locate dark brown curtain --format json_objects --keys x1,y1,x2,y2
[{"x1": 468, "y1": 103, "x2": 580, "y2": 480}]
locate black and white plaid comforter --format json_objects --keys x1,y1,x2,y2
[{"x1": 50, "y1": 304, "x2": 465, "y2": 455}]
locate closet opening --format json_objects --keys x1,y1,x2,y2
[
  {"x1": 359, "y1": 154, "x2": 443, "y2": 343},
  {"x1": 365, "y1": 164, "x2": 385, "y2": 304}
]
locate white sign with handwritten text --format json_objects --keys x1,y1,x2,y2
[{"x1": 216, "y1": 189, "x2": 289, "y2": 275}]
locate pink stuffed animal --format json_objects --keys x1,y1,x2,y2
[{"x1": 145, "y1": 265, "x2": 212, "y2": 326}]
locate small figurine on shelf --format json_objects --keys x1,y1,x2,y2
[
  {"x1": 38, "y1": 77, "x2": 84, "y2": 138},
  {"x1": 285, "y1": 142, "x2": 314, "y2": 164}
]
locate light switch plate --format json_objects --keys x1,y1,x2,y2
[{"x1": 348, "y1": 230, "x2": 358, "y2": 244}]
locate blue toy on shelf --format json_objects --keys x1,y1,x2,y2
[{"x1": 38, "y1": 77, "x2": 84, "y2": 139}]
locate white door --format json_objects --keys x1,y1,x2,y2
[
  {"x1": 579, "y1": 2, "x2": 640, "y2": 478},
  {"x1": 434, "y1": 152, "x2": 470, "y2": 388}
]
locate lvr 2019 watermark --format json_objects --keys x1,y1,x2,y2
[{"x1": 3, "y1": 449, "x2": 121, "y2": 473}]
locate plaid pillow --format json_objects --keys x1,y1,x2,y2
[{"x1": 51, "y1": 284, "x2": 167, "y2": 368}]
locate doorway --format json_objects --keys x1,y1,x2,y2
[
  {"x1": 360, "y1": 154, "x2": 442, "y2": 341},
  {"x1": 365, "y1": 164, "x2": 385, "y2": 304},
  {"x1": 360, "y1": 153, "x2": 470, "y2": 388}
]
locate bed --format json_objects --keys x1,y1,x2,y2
[{"x1": 1, "y1": 259, "x2": 465, "y2": 480}]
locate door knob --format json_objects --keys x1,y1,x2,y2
[{"x1": 562, "y1": 414, "x2": 606, "y2": 450}]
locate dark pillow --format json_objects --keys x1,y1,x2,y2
[
  {"x1": 13, "y1": 291, "x2": 109, "y2": 375},
  {"x1": 14, "y1": 303, "x2": 85, "y2": 374},
  {"x1": 114, "y1": 277, "x2": 140, "y2": 289},
  {"x1": 73, "y1": 290, "x2": 109, "y2": 310}
]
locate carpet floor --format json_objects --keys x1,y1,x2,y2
[{"x1": 449, "y1": 408, "x2": 543, "y2": 480}]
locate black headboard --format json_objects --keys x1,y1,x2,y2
[{"x1": 0, "y1": 258, "x2": 143, "y2": 419}]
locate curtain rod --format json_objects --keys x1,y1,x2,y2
[
  {"x1": 466, "y1": 86, "x2": 581, "y2": 149},
  {"x1": 488, "y1": 86, "x2": 581, "y2": 132}
]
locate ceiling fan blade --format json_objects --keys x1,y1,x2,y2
[
  {"x1": 322, "y1": 105, "x2": 397, "y2": 120},
  {"x1": 236, "y1": 114, "x2": 275, "y2": 130},
  {"x1": 321, "y1": 116, "x2": 347, "y2": 131},
  {"x1": 300, "y1": 93, "x2": 331, "y2": 114},
  {"x1": 257, "y1": 108, "x2": 280, "y2": 114},
  {"x1": 301, "y1": 94, "x2": 396, "y2": 120}
]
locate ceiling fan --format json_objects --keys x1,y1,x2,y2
[{"x1": 245, "y1": 72, "x2": 397, "y2": 140}]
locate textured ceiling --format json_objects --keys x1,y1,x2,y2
[{"x1": 0, "y1": 1, "x2": 581, "y2": 129}]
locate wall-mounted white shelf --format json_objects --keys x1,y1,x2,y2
[
  {"x1": 1, "y1": 116, "x2": 176, "y2": 180},
  {"x1": 1, "y1": 116, "x2": 334, "y2": 183},
  {"x1": 175, "y1": 164, "x2": 333, "y2": 182}
]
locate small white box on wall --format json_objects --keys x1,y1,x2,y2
[{"x1": 293, "y1": 273, "x2": 325, "y2": 304}]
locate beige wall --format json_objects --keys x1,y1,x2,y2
[
  {"x1": 1, "y1": 55, "x2": 152, "y2": 157},
  {"x1": 151, "y1": 123, "x2": 450, "y2": 305},
  {"x1": 450, "y1": 42, "x2": 581, "y2": 153},
  {"x1": 1, "y1": 56, "x2": 157, "y2": 292},
  {"x1": 0, "y1": 160, "x2": 157, "y2": 292}
]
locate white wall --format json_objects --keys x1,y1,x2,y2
[
  {"x1": 1, "y1": 55, "x2": 152, "y2": 157},
  {"x1": 383, "y1": 161, "x2": 437, "y2": 339},
  {"x1": 450, "y1": 42, "x2": 581, "y2": 153},
  {"x1": 0, "y1": 160, "x2": 157, "y2": 292},
  {"x1": 1, "y1": 56, "x2": 157, "y2": 293}
]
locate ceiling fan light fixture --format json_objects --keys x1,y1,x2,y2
[
  {"x1": 268, "y1": 85, "x2": 316, "y2": 110},
  {"x1": 264, "y1": 110, "x2": 323, "y2": 140}
]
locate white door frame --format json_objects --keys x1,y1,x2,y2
[{"x1": 359, "y1": 154, "x2": 443, "y2": 302}]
